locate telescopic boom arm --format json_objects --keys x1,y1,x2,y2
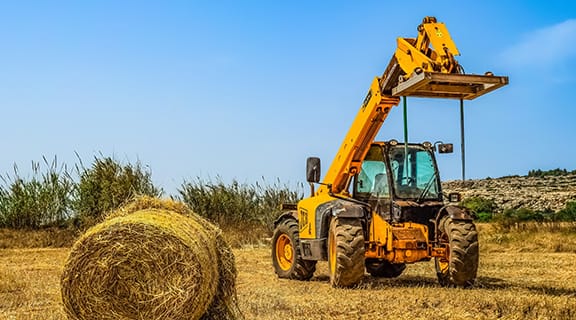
[{"x1": 316, "y1": 17, "x2": 508, "y2": 195}]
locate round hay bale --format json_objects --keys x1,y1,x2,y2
[{"x1": 61, "y1": 197, "x2": 242, "y2": 320}]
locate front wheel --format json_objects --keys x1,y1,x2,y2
[
  {"x1": 272, "y1": 218, "x2": 316, "y2": 280},
  {"x1": 328, "y1": 217, "x2": 365, "y2": 287},
  {"x1": 435, "y1": 216, "x2": 479, "y2": 287}
]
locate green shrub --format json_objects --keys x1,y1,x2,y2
[
  {"x1": 491, "y1": 203, "x2": 576, "y2": 229},
  {"x1": 461, "y1": 196, "x2": 496, "y2": 221},
  {"x1": 475, "y1": 212, "x2": 493, "y2": 222},
  {"x1": 554, "y1": 201, "x2": 576, "y2": 221},
  {"x1": 178, "y1": 177, "x2": 302, "y2": 231},
  {"x1": 495, "y1": 207, "x2": 549, "y2": 229},
  {"x1": 0, "y1": 158, "x2": 75, "y2": 229},
  {"x1": 514, "y1": 208, "x2": 543, "y2": 222},
  {"x1": 73, "y1": 156, "x2": 162, "y2": 226}
]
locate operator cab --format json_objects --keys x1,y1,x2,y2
[{"x1": 354, "y1": 140, "x2": 451, "y2": 224}]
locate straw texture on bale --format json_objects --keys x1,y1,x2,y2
[{"x1": 61, "y1": 197, "x2": 242, "y2": 320}]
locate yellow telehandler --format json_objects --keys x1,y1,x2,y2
[{"x1": 272, "y1": 17, "x2": 508, "y2": 287}]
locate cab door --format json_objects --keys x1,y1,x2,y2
[{"x1": 353, "y1": 145, "x2": 392, "y2": 220}]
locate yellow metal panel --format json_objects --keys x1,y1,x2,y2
[
  {"x1": 395, "y1": 38, "x2": 436, "y2": 77},
  {"x1": 366, "y1": 221, "x2": 431, "y2": 263},
  {"x1": 422, "y1": 22, "x2": 459, "y2": 56},
  {"x1": 369, "y1": 212, "x2": 392, "y2": 245},
  {"x1": 297, "y1": 193, "x2": 337, "y2": 239},
  {"x1": 397, "y1": 222, "x2": 428, "y2": 239},
  {"x1": 297, "y1": 206, "x2": 313, "y2": 239},
  {"x1": 395, "y1": 38, "x2": 418, "y2": 76}
]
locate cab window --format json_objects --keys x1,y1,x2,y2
[{"x1": 356, "y1": 146, "x2": 389, "y2": 198}]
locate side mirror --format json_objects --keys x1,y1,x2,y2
[
  {"x1": 437, "y1": 143, "x2": 454, "y2": 154},
  {"x1": 448, "y1": 192, "x2": 461, "y2": 202},
  {"x1": 306, "y1": 157, "x2": 321, "y2": 183}
]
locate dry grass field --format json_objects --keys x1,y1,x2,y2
[{"x1": 1, "y1": 224, "x2": 576, "y2": 320}]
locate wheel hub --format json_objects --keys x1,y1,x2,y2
[
  {"x1": 284, "y1": 244, "x2": 293, "y2": 260},
  {"x1": 276, "y1": 234, "x2": 294, "y2": 271}
]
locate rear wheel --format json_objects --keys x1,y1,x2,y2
[
  {"x1": 366, "y1": 259, "x2": 406, "y2": 278},
  {"x1": 272, "y1": 218, "x2": 316, "y2": 280},
  {"x1": 435, "y1": 216, "x2": 479, "y2": 287},
  {"x1": 328, "y1": 217, "x2": 365, "y2": 287}
]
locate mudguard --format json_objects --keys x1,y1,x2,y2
[
  {"x1": 318, "y1": 200, "x2": 367, "y2": 238},
  {"x1": 273, "y1": 211, "x2": 298, "y2": 228},
  {"x1": 331, "y1": 200, "x2": 366, "y2": 218},
  {"x1": 436, "y1": 205, "x2": 474, "y2": 222}
]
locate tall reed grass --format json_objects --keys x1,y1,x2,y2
[
  {"x1": 178, "y1": 177, "x2": 303, "y2": 231},
  {"x1": 73, "y1": 155, "x2": 162, "y2": 226},
  {"x1": 0, "y1": 157, "x2": 74, "y2": 229},
  {"x1": 0, "y1": 155, "x2": 162, "y2": 229}
]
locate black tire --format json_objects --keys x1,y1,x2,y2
[
  {"x1": 435, "y1": 216, "x2": 479, "y2": 287},
  {"x1": 366, "y1": 259, "x2": 406, "y2": 278},
  {"x1": 328, "y1": 218, "x2": 365, "y2": 287},
  {"x1": 272, "y1": 218, "x2": 316, "y2": 280}
]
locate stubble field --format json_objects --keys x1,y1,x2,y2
[{"x1": 1, "y1": 224, "x2": 576, "y2": 320}]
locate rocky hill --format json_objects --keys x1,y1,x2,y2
[{"x1": 442, "y1": 174, "x2": 576, "y2": 212}]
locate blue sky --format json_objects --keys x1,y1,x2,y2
[{"x1": 1, "y1": 1, "x2": 575, "y2": 193}]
